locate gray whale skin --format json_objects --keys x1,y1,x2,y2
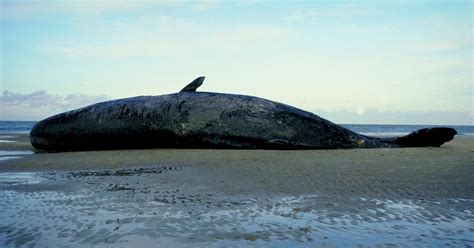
[{"x1": 31, "y1": 77, "x2": 457, "y2": 151}]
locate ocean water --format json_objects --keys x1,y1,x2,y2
[
  {"x1": 0, "y1": 121, "x2": 36, "y2": 134},
  {"x1": 0, "y1": 121, "x2": 472, "y2": 136},
  {"x1": 342, "y1": 124, "x2": 474, "y2": 136}
]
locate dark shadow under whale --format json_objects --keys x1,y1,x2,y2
[{"x1": 30, "y1": 77, "x2": 457, "y2": 151}]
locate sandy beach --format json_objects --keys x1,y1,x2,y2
[{"x1": 1, "y1": 134, "x2": 473, "y2": 246}]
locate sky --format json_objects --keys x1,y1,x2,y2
[{"x1": 0, "y1": 0, "x2": 472, "y2": 125}]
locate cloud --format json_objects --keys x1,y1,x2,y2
[
  {"x1": 0, "y1": 0, "x2": 222, "y2": 19},
  {"x1": 416, "y1": 40, "x2": 472, "y2": 52},
  {"x1": 0, "y1": 90, "x2": 108, "y2": 120},
  {"x1": 39, "y1": 23, "x2": 290, "y2": 59},
  {"x1": 192, "y1": 0, "x2": 219, "y2": 11},
  {"x1": 284, "y1": 9, "x2": 322, "y2": 22},
  {"x1": 0, "y1": 1, "x2": 152, "y2": 19},
  {"x1": 283, "y1": 4, "x2": 384, "y2": 22},
  {"x1": 0, "y1": 90, "x2": 108, "y2": 110}
]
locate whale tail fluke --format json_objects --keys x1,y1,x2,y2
[{"x1": 392, "y1": 127, "x2": 457, "y2": 147}]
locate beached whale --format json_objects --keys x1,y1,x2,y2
[{"x1": 30, "y1": 77, "x2": 457, "y2": 151}]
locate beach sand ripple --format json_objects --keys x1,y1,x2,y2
[{"x1": 0, "y1": 134, "x2": 473, "y2": 246}]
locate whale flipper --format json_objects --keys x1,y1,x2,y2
[
  {"x1": 393, "y1": 127, "x2": 457, "y2": 147},
  {"x1": 180, "y1": 77, "x2": 205, "y2": 92}
]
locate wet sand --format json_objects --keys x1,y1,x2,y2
[{"x1": 0, "y1": 134, "x2": 473, "y2": 246}]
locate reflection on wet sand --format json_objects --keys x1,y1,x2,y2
[{"x1": 1, "y1": 169, "x2": 473, "y2": 247}]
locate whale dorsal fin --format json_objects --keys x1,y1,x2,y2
[{"x1": 180, "y1": 77, "x2": 205, "y2": 92}]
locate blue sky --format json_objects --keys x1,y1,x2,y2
[{"x1": 0, "y1": 0, "x2": 472, "y2": 124}]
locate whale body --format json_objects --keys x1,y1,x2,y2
[{"x1": 30, "y1": 77, "x2": 457, "y2": 151}]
